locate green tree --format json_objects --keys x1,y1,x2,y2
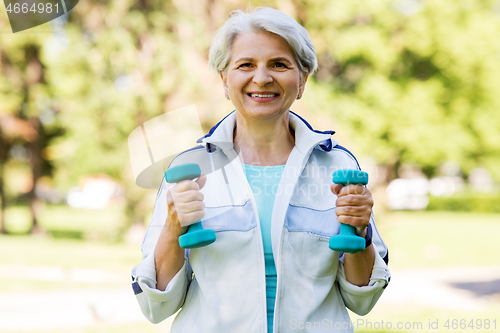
[
  {"x1": 296, "y1": 0, "x2": 500, "y2": 182},
  {"x1": 0, "y1": 20, "x2": 63, "y2": 233},
  {"x1": 42, "y1": 0, "x2": 241, "y2": 235},
  {"x1": 4, "y1": 0, "x2": 499, "y2": 237}
]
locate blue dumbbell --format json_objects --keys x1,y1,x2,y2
[
  {"x1": 164, "y1": 163, "x2": 216, "y2": 248},
  {"x1": 329, "y1": 169, "x2": 368, "y2": 254}
]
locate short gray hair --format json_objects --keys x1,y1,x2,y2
[{"x1": 208, "y1": 7, "x2": 318, "y2": 76}]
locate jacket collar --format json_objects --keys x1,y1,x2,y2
[{"x1": 198, "y1": 110, "x2": 337, "y2": 154}]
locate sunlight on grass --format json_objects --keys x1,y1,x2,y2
[
  {"x1": 375, "y1": 211, "x2": 500, "y2": 269},
  {"x1": 0, "y1": 235, "x2": 142, "y2": 270},
  {"x1": 4, "y1": 205, "x2": 125, "y2": 238}
]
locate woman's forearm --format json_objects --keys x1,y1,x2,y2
[
  {"x1": 154, "y1": 176, "x2": 205, "y2": 291},
  {"x1": 154, "y1": 224, "x2": 185, "y2": 291},
  {"x1": 343, "y1": 242, "x2": 375, "y2": 287}
]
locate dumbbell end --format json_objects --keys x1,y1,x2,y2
[
  {"x1": 329, "y1": 235, "x2": 365, "y2": 254},
  {"x1": 178, "y1": 222, "x2": 216, "y2": 249},
  {"x1": 332, "y1": 169, "x2": 368, "y2": 186},
  {"x1": 165, "y1": 164, "x2": 202, "y2": 183}
]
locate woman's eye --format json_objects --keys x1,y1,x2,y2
[
  {"x1": 239, "y1": 63, "x2": 251, "y2": 68},
  {"x1": 274, "y1": 62, "x2": 287, "y2": 68}
]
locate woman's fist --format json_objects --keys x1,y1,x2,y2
[
  {"x1": 330, "y1": 183, "x2": 374, "y2": 237},
  {"x1": 165, "y1": 175, "x2": 207, "y2": 237}
]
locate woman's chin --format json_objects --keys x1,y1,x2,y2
[
  {"x1": 241, "y1": 107, "x2": 288, "y2": 120},
  {"x1": 237, "y1": 101, "x2": 292, "y2": 119}
]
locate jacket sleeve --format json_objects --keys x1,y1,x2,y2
[
  {"x1": 336, "y1": 214, "x2": 391, "y2": 316},
  {"x1": 131, "y1": 178, "x2": 192, "y2": 324}
]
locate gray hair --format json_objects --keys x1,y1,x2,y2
[{"x1": 208, "y1": 7, "x2": 318, "y2": 76}]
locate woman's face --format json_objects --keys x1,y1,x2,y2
[{"x1": 221, "y1": 31, "x2": 308, "y2": 121}]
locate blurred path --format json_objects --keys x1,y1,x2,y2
[
  {"x1": 0, "y1": 264, "x2": 174, "y2": 332},
  {"x1": 376, "y1": 266, "x2": 500, "y2": 312},
  {"x1": 0, "y1": 265, "x2": 499, "y2": 332},
  {"x1": 0, "y1": 264, "x2": 125, "y2": 284},
  {"x1": 0, "y1": 287, "x2": 150, "y2": 331}
]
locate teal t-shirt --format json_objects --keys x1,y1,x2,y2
[{"x1": 242, "y1": 164, "x2": 285, "y2": 333}]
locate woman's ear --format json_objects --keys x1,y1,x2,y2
[
  {"x1": 220, "y1": 71, "x2": 228, "y2": 89},
  {"x1": 299, "y1": 72, "x2": 309, "y2": 96},
  {"x1": 220, "y1": 71, "x2": 226, "y2": 84}
]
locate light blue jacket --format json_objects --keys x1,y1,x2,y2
[{"x1": 132, "y1": 111, "x2": 390, "y2": 332}]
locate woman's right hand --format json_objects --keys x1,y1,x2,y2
[
  {"x1": 155, "y1": 174, "x2": 207, "y2": 291},
  {"x1": 165, "y1": 174, "x2": 207, "y2": 238}
]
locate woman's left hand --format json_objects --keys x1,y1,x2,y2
[{"x1": 330, "y1": 184, "x2": 374, "y2": 237}]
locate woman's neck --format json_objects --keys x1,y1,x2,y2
[{"x1": 233, "y1": 112, "x2": 295, "y2": 166}]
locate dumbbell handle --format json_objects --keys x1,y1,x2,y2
[
  {"x1": 165, "y1": 163, "x2": 216, "y2": 249},
  {"x1": 329, "y1": 169, "x2": 368, "y2": 254}
]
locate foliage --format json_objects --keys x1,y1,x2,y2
[
  {"x1": 38, "y1": 0, "x2": 250, "y2": 232},
  {"x1": 299, "y1": 0, "x2": 500, "y2": 181},
  {"x1": 2, "y1": 0, "x2": 500, "y2": 237},
  {"x1": 427, "y1": 192, "x2": 500, "y2": 213},
  {"x1": 0, "y1": 15, "x2": 66, "y2": 233}
]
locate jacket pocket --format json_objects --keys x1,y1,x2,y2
[
  {"x1": 285, "y1": 205, "x2": 340, "y2": 278},
  {"x1": 201, "y1": 200, "x2": 257, "y2": 232},
  {"x1": 300, "y1": 232, "x2": 339, "y2": 277}
]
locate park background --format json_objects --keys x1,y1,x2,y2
[{"x1": 1, "y1": 0, "x2": 499, "y2": 332}]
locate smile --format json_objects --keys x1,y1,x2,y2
[{"x1": 248, "y1": 93, "x2": 277, "y2": 98}]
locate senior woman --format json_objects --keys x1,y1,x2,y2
[{"x1": 132, "y1": 7, "x2": 390, "y2": 333}]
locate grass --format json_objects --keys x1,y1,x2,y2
[
  {"x1": 0, "y1": 278, "x2": 119, "y2": 293},
  {"x1": 351, "y1": 305, "x2": 500, "y2": 333},
  {"x1": 3, "y1": 204, "x2": 125, "y2": 239},
  {"x1": 31, "y1": 320, "x2": 175, "y2": 333},
  {"x1": 374, "y1": 210, "x2": 500, "y2": 269},
  {"x1": 350, "y1": 210, "x2": 500, "y2": 333},
  {"x1": 5, "y1": 206, "x2": 500, "y2": 270},
  {"x1": 0, "y1": 234, "x2": 143, "y2": 295},
  {"x1": 0, "y1": 235, "x2": 142, "y2": 270},
  {"x1": 1, "y1": 209, "x2": 499, "y2": 332},
  {"x1": 0, "y1": 204, "x2": 144, "y2": 295}
]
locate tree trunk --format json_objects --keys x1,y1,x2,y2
[
  {"x1": 27, "y1": 117, "x2": 42, "y2": 234},
  {"x1": 24, "y1": 46, "x2": 44, "y2": 235},
  {"x1": 0, "y1": 157, "x2": 6, "y2": 235},
  {"x1": 0, "y1": 128, "x2": 7, "y2": 234}
]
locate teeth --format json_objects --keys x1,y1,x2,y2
[{"x1": 250, "y1": 93, "x2": 276, "y2": 98}]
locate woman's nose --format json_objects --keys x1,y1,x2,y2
[{"x1": 253, "y1": 66, "x2": 273, "y2": 86}]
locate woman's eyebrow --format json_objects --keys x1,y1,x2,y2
[
  {"x1": 234, "y1": 56, "x2": 294, "y2": 64},
  {"x1": 234, "y1": 57, "x2": 254, "y2": 64},
  {"x1": 270, "y1": 57, "x2": 293, "y2": 64}
]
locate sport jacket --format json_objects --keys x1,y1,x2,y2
[{"x1": 131, "y1": 111, "x2": 391, "y2": 332}]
